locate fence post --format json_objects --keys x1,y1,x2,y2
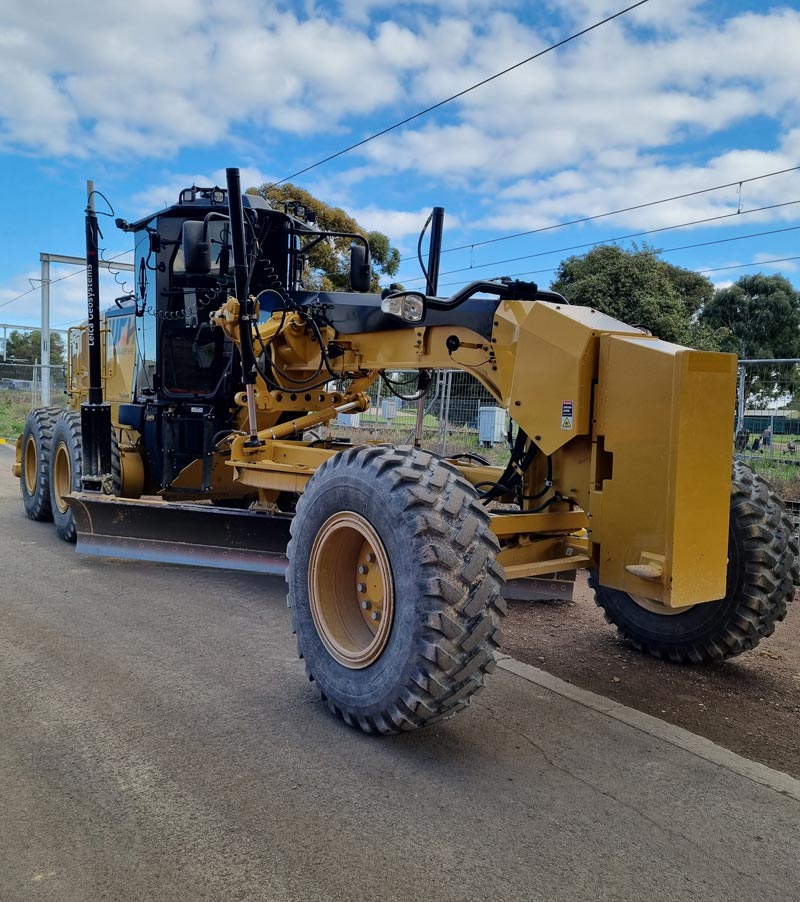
[
  {"x1": 40, "y1": 255, "x2": 51, "y2": 406},
  {"x1": 438, "y1": 371, "x2": 452, "y2": 455},
  {"x1": 736, "y1": 366, "x2": 745, "y2": 434}
]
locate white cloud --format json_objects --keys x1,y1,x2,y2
[
  {"x1": 349, "y1": 204, "x2": 461, "y2": 241},
  {"x1": 0, "y1": 262, "x2": 131, "y2": 330},
  {"x1": 356, "y1": 6, "x2": 800, "y2": 189},
  {"x1": 129, "y1": 167, "x2": 275, "y2": 216},
  {"x1": 3, "y1": 1, "x2": 800, "y2": 293},
  {"x1": 0, "y1": 1, "x2": 435, "y2": 157},
  {"x1": 752, "y1": 252, "x2": 798, "y2": 273},
  {"x1": 477, "y1": 137, "x2": 800, "y2": 235},
  {"x1": 3, "y1": 1, "x2": 799, "y2": 203}
]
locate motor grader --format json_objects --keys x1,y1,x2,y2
[{"x1": 15, "y1": 168, "x2": 796, "y2": 734}]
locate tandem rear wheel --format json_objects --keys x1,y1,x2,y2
[
  {"x1": 591, "y1": 460, "x2": 797, "y2": 663},
  {"x1": 286, "y1": 445, "x2": 506, "y2": 734},
  {"x1": 20, "y1": 407, "x2": 61, "y2": 521}
]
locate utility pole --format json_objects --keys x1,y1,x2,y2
[
  {"x1": 37, "y1": 253, "x2": 134, "y2": 405},
  {"x1": 41, "y1": 255, "x2": 50, "y2": 404}
]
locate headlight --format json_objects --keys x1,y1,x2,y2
[{"x1": 380, "y1": 291, "x2": 426, "y2": 323}]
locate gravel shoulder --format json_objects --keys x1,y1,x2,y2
[{"x1": 502, "y1": 573, "x2": 800, "y2": 778}]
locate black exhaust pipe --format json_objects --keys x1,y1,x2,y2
[
  {"x1": 81, "y1": 180, "x2": 112, "y2": 491},
  {"x1": 226, "y1": 167, "x2": 263, "y2": 447}
]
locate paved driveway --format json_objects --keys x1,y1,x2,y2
[{"x1": 1, "y1": 444, "x2": 798, "y2": 902}]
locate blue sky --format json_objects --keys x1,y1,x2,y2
[{"x1": 2, "y1": 0, "x2": 800, "y2": 334}]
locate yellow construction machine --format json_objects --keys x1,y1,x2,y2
[{"x1": 15, "y1": 168, "x2": 797, "y2": 733}]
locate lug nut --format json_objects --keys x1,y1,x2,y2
[
  {"x1": 371, "y1": 610, "x2": 381, "y2": 621},
  {"x1": 361, "y1": 600, "x2": 372, "y2": 610},
  {"x1": 365, "y1": 553, "x2": 375, "y2": 563},
  {"x1": 358, "y1": 565, "x2": 369, "y2": 575},
  {"x1": 357, "y1": 583, "x2": 367, "y2": 593}
]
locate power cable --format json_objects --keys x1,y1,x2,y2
[
  {"x1": 271, "y1": 0, "x2": 651, "y2": 186},
  {"x1": 697, "y1": 255, "x2": 800, "y2": 275},
  {"x1": 0, "y1": 285, "x2": 38, "y2": 310},
  {"x1": 436, "y1": 253, "x2": 800, "y2": 290},
  {"x1": 400, "y1": 164, "x2": 800, "y2": 263},
  {"x1": 0, "y1": 248, "x2": 134, "y2": 312},
  {"x1": 395, "y1": 213, "x2": 800, "y2": 285}
]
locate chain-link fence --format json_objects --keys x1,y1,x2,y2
[
  {"x1": 0, "y1": 362, "x2": 68, "y2": 439},
  {"x1": 0, "y1": 361, "x2": 67, "y2": 404},
  {"x1": 329, "y1": 370, "x2": 512, "y2": 464},
  {"x1": 734, "y1": 359, "x2": 800, "y2": 501},
  {"x1": 328, "y1": 359, "x2": 800, "y2": 502}
]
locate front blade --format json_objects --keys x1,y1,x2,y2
[{"x1": 66, "y1": 493, "x2": 291, "y2": 575}]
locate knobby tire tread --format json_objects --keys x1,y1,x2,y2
[
  {"x1": 287, "y1": 445, "x2": 505, "y2": 734},
  {"x1": 591, "y1": 460, "x2": 797, "y2": 663},
  {"x1": 21, "y1": 406, "x2": 61, "y2": 521}
]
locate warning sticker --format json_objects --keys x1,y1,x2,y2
[
  {"x1": 562, "y1": 416, "x2": 573, "y2": 430},
  {"x1": 561, "y1": 401, "x2": 573, "y2": 430}
]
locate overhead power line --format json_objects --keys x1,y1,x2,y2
[
  {"x1": 0, "y1": 249, "x2": 133, "y2": 312},
  {"x1": 272, "y1": 0, "x2": 651, "y2": 186},
  {"x1": 0, "y1": 285, "x2": 38, "y2": 310},
  {"x1": 395, "y1": 203, "x2": 800, "y2": 284},
  {"x1": 436, "y1": 253, "x2": 800, "y2": 290},
  {"x1": 696, "y1": 255, "x2": 800, "y2": 275},
  {"x1": 400, "y1": 164, "x2": 800, "y2": 264}
]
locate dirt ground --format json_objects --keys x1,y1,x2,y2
[{"x1": 501, "y1": 574, "x2": 800, "y2": 779}]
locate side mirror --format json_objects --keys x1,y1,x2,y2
[
  {"x1": 350, "y1": 243, "x2": 372, "y2": 293},
  {"x1": 182, "y1": 220, "x2": 211, "y2": 274}
]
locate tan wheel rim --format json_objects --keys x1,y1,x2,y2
[
  {"x1": 23, "y1": 436, "x2": 38, "y2": 495},
  {"x1": 52, "y1": 441, "x2": 72, "y2": 514},
  {"x1": 629, "y1": 594, "x2": 695, "y2": 616},
  {"x1": 309, "y1": 511, "x2": 394, "y2": 669}
]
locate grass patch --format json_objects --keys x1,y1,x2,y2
[
  {"x1": 742, "y1": 452, "x2": 800, "y2": 501},
  {"x1": 0, "y1": 391, "x2": 33, "y2": 441},
  {"x1": 0, "y1": 390, "x2": 67, "y2": 441}
]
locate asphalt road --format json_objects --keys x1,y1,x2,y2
[{"x1": 1, "y1": 443, "x2": 798, "y2": 902}]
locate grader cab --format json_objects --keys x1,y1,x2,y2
[{"x1": 15, "y1": 168, "x2": 796, "y2": 733}]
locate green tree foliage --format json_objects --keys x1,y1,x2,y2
[
  {"x1": 699, "y1": 273, "x2": 800, "y2": 358},
  {"x1": 248, "y1": 182, "x2": 400, "y2": 292},
  {"x1": 700, "y1": 273, "x2": 800, "y2": 410},
  {"x1": 5, "y1": 329, "x2": 65, "y2": 365},
  {"x1": 550, "y1": 245, "x2": 722, "y2": 349}
]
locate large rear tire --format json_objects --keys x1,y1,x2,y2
[
  {"x1": 49, "y1": 411, "x2": 121, "y2": 542},
  {"x1": 20, "y1": 407, "x2": 60, "y2": 521},
  {"x1": 590, "y1": 461, "x2": 797, "y2": 663},
  {"x1": 287, "y1": 445, "x2": 506, "y2": 734}
]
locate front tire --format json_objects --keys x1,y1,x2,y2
[
  {"x1": 591, "y1": 461, "x2": 797, "y2": 663},
  {"x1": 49, "y1": 411, "x2": 121, "y2": 542},
  {"x1": 287, "y1": 445, "x2": 506, "y2": 734}
]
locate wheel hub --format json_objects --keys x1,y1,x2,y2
[
  {"x1": 308, "y1": 511, "x2": 394, "y2": 669},
  {"x1": 52, "y1": 441, "x2": 72, "y2": 514},
  {"x1": 23, "y1": 436, "x2": 38, "y2": 495}
]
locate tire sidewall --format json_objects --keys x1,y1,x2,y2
[
  {"x1": 595, "y1": 521, "x2": 741, "y2": 645},
  {"x1": 289, "y1": 460, "x2": 433, "y2": 714},
  {"x1": 593, "y1": 459, "x2": 793, "y2": 655},
  {"x1": 21, "y1": 410, "x2": 54, "y2": 521},
  {"x1": 49, "y1": 413, "x2": 82, "y2": 542}
]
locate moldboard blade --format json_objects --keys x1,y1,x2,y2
[{"x1": 66, "y1": 493, "x2": 291, "y2": 574}]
